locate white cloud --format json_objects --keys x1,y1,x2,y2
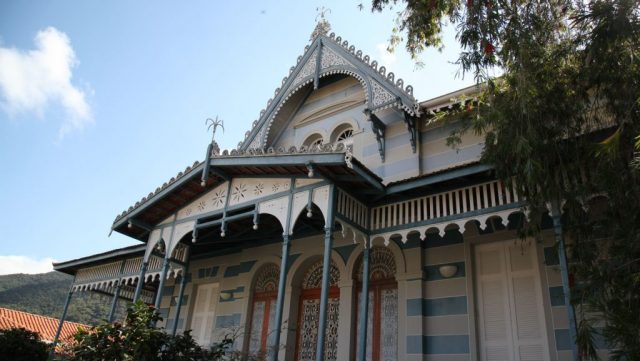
[
  {"x1": 0, "y1": 27, "x2": 93, "y2": 138},
  {"x1": 0, "y1": 255, "x2": 55, "y2": 275},
  {"x1": 375, "y1": 42, "x2": 397, "y2": 68}
]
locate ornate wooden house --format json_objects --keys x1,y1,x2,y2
[{"x1": 53, "y1": 20, "x2": 590, "y2": 361}]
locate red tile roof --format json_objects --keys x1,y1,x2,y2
[{"x1": 0, "y1": 307, "x2": 88, "y2": 342}]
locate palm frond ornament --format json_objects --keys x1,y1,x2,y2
[
  {"x1": 201, "y1": 116, "x2": 225, "y2": 187},
  {"x1": 206, "y1": 116, "x2": 224, "y2": 156}
]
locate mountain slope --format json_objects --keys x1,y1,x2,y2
[{"x1": 0, "y1": 271, "x2": 128, "y2": 326}]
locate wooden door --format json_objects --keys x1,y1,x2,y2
[
  {"x1": 190, "y1": 283, "x2": 219, "y2": 346},
  {"x1": 475, "y1": 241, "x2": 550, "y2": 361},
  {"x1": 295, "y1": 260, "x2": 341, "y2": 361},
  {"x1": 355, "y1": 282, "x2": 398, "y2": 361},
  {"x1": 249, "y1": 296, "x2": 277, "y2": 355},
  {"x1": 354, "y1": 247, "x2": 398, "y2": 361},
  {"x1": 248, "y1": 264, "x2": 280, "y2": 356}
]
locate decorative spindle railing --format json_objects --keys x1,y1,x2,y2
[
  {"x1": 371, "y1": 179, "x2": 519, "y2": 231},
  {"x1": 336, "y1": 188, "x2": 368, "y2": 228}
]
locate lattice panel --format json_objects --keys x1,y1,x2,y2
[
  {"x1": 324, "y1": 298, "x2": 340, "y2": 361},
  {"x1": 298, "y1": 299, "x2": 320, "y2": 361},
  {"x1": 380, "y1": 289, "x2": 398, "y2": 361},
  {"x1": 267, "y1": 299, "x2": 277, "y2": 349},
  {"x1": 355, "y1": 291, "x2": 374, "y2": 360},
  {"x1": 297, "y1": 297, "x2": 340, "y2": 361},
  {"x1": 249, "y1": 301, "x2": 265, "y2": 354}
]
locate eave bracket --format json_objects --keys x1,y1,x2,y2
[
  {"x1": 364, "y1": 108, "x2": 386, "y2": 162},
  {"x1": 403, "y1": 111, "x2": 418, "y2": 153}
]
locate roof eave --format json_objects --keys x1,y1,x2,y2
[
  {"x1": 53, "y1": 244, "x2": 146, "y2": 274},
  {"x1": 419, "y1": 84, "x2": 483, "y2": 111},
  {"x1": 111, "y1": 162, "x2": 205, "y2": 233}
]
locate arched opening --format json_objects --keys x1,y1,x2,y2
[
  {"x1": 292, "y1": 203, "x2": 326, "y2": 237},
  {"x1": 248, "y1": 263, "x2": 280, "y2": 357},
  {"x1": 303, "y1": 133, "x2": 325, "y2": 148},
  {"x1": 330, "y1": 123, "x2": 354, "y2": 146},
  {"x1": 295, "y1": 259, "x2": 341, "y2": 361},
  {"x1": 353, "y1": 247, "x2": 398, "y2": 361}
]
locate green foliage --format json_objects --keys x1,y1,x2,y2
[
  {"x1": 0, "y1": 271, "x2": 129, "y2": 325},
  {"x1": 371, "y1": 0, "x2": 640, "y2": 359},
  {"x1": 60, "y1": 301, "x2": 234, "y2": 361},
  {"x1": 0, "y1": 327, "x2": 49, "y2": 361}
]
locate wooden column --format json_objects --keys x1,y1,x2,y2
[
  {"x1": 356, "y1": 244, "x2": 371, "y2": 361},
  {"x1": 269, "y1": 234, "x2": 291, "y2": 361},
  {"x1": 154, "y1": 257, "x2": 171, "y2": 309},
  {"x1": 315, "y1": 227, "x2": 335, "y2": 361},
  {"x1": 48, "y1": 281, "x2": 74, "y2": 360},
  {"x1": 133, "y1": 261, "x2": 148, "y2": 302},
  {"x1": 108, "y1": 283, "x2": 122, "y2": 322},
  {"x1": 171, "y1": 247, "x2": 191, "y2": 336}
]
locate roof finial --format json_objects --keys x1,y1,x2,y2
[
  {"x1": 206, "y1": 116, "x2": 224, "y2": 155},
  {"x1": 310, "y1": 6, "x2": 331, "y2": 41}
]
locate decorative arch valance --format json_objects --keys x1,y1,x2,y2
[
  {"x1": 355, "y1": 247, "x2": 396, "y2": 282},
  {"x1": 302, "y1": 259, "x2": 340, "y2": 289},
  {"x1": 254, "y1": 263, "x2": 280, "y2": 293}
]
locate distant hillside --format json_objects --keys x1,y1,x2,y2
[{"x1": 0, "y1": 271, "x2": 128, "y2": 326}]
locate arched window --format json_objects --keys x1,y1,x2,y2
[
  {"x1": 336, "y1": 128, "x2": 353, "y2": 143},
  {"x1": 296, "y1": 259, "x2": 341, "y2": 361},
  {"x1": 354, "y1": 247, "x2": 397, "y2": 361},
  {"x1": 303, "y1": 134, "x2": 325, "y2": 148},
  {"x1": 330, "y1": 123, "x2": 354, "y2": 145},
  {"x1": 248, "y1": 264, "x2": 280, "y2": 356}
]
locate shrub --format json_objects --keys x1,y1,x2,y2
[
  {"x1": 59, "y1": 301, "x2": 231, "y2": 361},
  {"x1": 0, "y1": 327, "x2": 49, "y2": 361}
]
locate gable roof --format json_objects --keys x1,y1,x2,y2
[
  {"x1": 239, "y1": 20, "x2": 420, "y2": 151},
  {"x1": 0, "y1": 307, "x2": 88, "y2": 342}
]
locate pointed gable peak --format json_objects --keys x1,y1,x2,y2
[
  {"x1": 238, "y1": 22, "x2": 421, "y2": 151},
  {"x1": 310, "y1": 17, "x2": 331, "y2": 42}
]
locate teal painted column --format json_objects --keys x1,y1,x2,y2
[
  {"x1": 154, "y1": 257, "x2": 171, "y2": 309},
  {"x1": 133, "y1": 261, "x2": 148, "y2": 302},
  {"x1": 315, "y1": 185, "x2": 336, "y2": 361},
  {"x1": 171, "y1": 247, "x2": 191, "y2": 336},
  {"x1": 551, "y1": 202, "x2": 578, "y2": 361},
  {"x1": 315, "y1": 226, "x2": 335, "y2": 361},
  {"x1": 268, "y1": 233, "x2": 291, "y2": 361},
  {"x1": 356, "y1": 244, "x2": 371, "y2": 361},
  {"x1": 48, "y1": 282, "x2": 74, "y2": 360},
  {"x1": 108, "y1": 283, "x2": 122, "y2": 323},
  {"x1": 108, "y1": 260, "x2": 126, "y2": 323}
]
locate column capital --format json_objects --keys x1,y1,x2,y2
[{"x1": 324, "y1": 227, "x2": 333, "y2": 237}]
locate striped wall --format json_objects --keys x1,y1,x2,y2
[
  {"x1": 420, "y1": 122, "x2": 484, "y2": 175},
  {"x1": 404, "y1": 230, "x2": 471, "y2": 360},
  {"x1": 266, "y1": 74, "x2": 488, "y2": 185},
  {"x1": 159, "y1": 253, "x2": 258, "y2": 339},
  {"x1": 154, "y1": 223, "x2": 618, "y2": 360},
  {"x1": 542, "y1": 236, "x2": 580, "y2": 361},
  {"x1": 542, "y1": 241, "x2": 610, "y2": 361}
]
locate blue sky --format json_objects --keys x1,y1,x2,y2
[{"x1": 0, "y1": 1, "x2": 473, "y2": 274}]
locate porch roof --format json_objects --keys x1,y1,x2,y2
[
  {"x1": 112, "y1": 147, "x2": 383, "y2": 241},
  {"x1": 52, "y1": 244, "x2": 146, "y2": 275}
]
